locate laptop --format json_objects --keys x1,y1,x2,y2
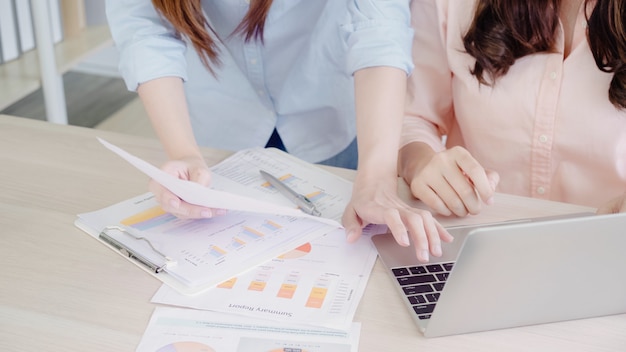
[{"x1": 371, "y1": 212, "x2": 626, "y2": 337}]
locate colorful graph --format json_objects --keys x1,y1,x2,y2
[
  {"x1": 156, "y1": 341, "x2": 215, "y2": 352},
  {"x1": 209, "y1": 245, "x2": 227, "y2": 258},
  {"x1": 263, "y1": 220, "x2": 282, "y2": 231},
  {"x1": 276, "y1": 271, "x2": 300, "y2": 299},
  {"x1": 305, "y1": 275, "x2": 331, "y2": 308},
  {"x1": 305, "y1": 190, "x2": 325, "y2": 202},
  {"x1": 231, "y1": 237, "x2": 246, "y2": 249},
  {"x1": 262, "y1": 173, "x2": 297, "y2": 187},
  {"x1": 278, "y1": 173, "x2": 296, "y2": 184},
  {"x1": 242, "y1": 226, "x2": 265, "y2": 240},
  {"x1": 278, "y1": 243, "x2": 312, "y2": 259},
  {"x1": 121, "y1": 206, "x2": 174, "y2": 231},
  {"x1": 267, "y1": 173, "x2": 303, "y2": 188},
  {"x1": 217, "y1": 277, "x2": 237, "y2": 289},
  {"x1": 248, "y1": 268, "x2": 273, "y2": 291}
]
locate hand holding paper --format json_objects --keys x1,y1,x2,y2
[
  {"x1": 79, "y1": 140, "x2": 363, "y2": 294},
  {"x1": 148, "y1": 156, "x2": 215, "y2": 219},
  {"x1": 98, "y1": 138, "x2": 340, "y2": 227}
]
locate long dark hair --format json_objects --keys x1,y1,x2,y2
[
  {"x1": 151, "y1": 0, "x2": 273, "y2": 73},
  {"x1": 463, "y1": 0, "x2": 626, "y2": 109}
]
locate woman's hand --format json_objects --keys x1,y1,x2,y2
[
  {"x1": 400, "y1": 143, "x2": 499, "y2": 217},
  {"x1": 137, "y1": 77, "x2": 223, "y2": 219},
  {"x1": 149, "y1": 156, "x2": 226, "y2": 219},
  {"x1": 597, "y1": 192, "x2": 626, "y2": 214},
  {"x1": 342, "y1": 175, "x2": 453, "y2": 263}
]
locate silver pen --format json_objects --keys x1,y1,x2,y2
[{"x1": 260, "y1": 170, "x2": 322, "y2": 217}]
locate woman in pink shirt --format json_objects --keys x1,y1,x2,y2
[{"x1": 400, "y1": 0, "x2": 626, "y2": 219}]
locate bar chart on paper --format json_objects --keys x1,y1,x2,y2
[
  {"x1": 152, "y1": 228, "x2": 380, "y2": 329},
  {"x1": 117, "y1": 203, "x2": 322, "y2": 270},
  {"x1": 258, "y1": 173, "x2": 346, "y2": 219},
  {"x1": 76, "y1": 192, "x2": 337, "y2": 292},
  {"x1": 209, "y1": 148, "x2": 354, "y2": 221}
]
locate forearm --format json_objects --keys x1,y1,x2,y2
[
  {"x1": 354, "y1": 66, "x2": 407, "y2": 182},
  {"x1": 398, "y1": 141, "x2": 436, "y2": 185},
  {"x1": 137, "y1": 77, "x2": 202, "y2": 160}
]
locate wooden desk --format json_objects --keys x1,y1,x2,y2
[{"x1": 1, "y1": 114, "x2": 624, "y2": 351}]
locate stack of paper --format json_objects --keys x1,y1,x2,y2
[{"x1": 76, "y1": 140, "x2": 386, "y2": 351}]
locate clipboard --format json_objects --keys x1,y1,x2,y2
[
  {"x1": 75, "y1": 221, "x2": 201, "y2": 294},
  {"x1": 75, "y1": 145, "x2": 356, "y2": 296},
  {"x1": 75, "y1": 195, "x2": 338, "y2": 296}
]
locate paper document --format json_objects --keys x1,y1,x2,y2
[
  {"x1": 77, "y1": 193, "x2": 338, "y2": 294},
  {"x1": 136, "y1": 307, "x2": 361, "y2": 352},
  {"x1": 98, "y1": 138, "x2": 340, "y2": 227},
  {"x1": 152, "y1": 225, "x2": 384, "y2": 330},
  {"x1": 77, "y1": 142, "x2": 363, "y2": 294}
]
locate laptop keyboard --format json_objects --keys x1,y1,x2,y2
[{"x1": 392, "y1": 262, "x2": 455, "y2": 320}]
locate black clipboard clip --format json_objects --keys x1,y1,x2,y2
[{"x1": 98, "y1": 225, "x2": 177, "y2": 273}]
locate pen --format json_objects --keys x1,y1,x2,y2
[{"x1": 260, "y1": 170, "x2": 322, "y2": 217}]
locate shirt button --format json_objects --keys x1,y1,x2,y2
[
  {"x1": 549, "y1": 71, "x2": 557, "y2": 80},
  {"x1": 244, "y1": 0, "x2": 250, "y2": 3},
  {"x1": 538, "y1": 135, "x2": 548, "y2": 143},
  {"x1": 249, "y1": 58, "x2": 257, "y2": 65},
  {"x1": 257, "y1": 90, "x2": 264, "y2": 96},
  {"x1": 537, "y1": 187, "x2": 546, "y2": 195},
  {"x1": 582, "y1": 21, "x2": 588, "y2": 29}
]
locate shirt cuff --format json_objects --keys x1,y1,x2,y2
[
  {"x1": 343, "y1": 19, "x2": 414, "y2": 75},
  {"x1": 119, "y1": 37, "x2": 189, "y2": 91},
  {"x1": 400, "y1": 115, "x2": 446, "y2": 152}
]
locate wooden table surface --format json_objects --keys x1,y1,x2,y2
[{"x1": 1, "y1": 114, "x2": 624, "y2": 351}]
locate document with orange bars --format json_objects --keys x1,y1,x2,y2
[
  {"x1": 151, "y1": 225, "x2": 381, "y2": 330},
  {"x1": 76, "y1": 140, "x2": 384, "y2": 297}
]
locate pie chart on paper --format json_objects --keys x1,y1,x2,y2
[
  {"x1": 156, "y1": 341, "x2": 216, "y2": 352},
  {"x1": 278, "y1": 242, "x2": 312, "y2": 259}
]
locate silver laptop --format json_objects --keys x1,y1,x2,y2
[{"x1": 371, "y1": 212, "x2": 626, "y2": 337}]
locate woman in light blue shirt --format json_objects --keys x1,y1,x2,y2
[{"x1": 105, "y1": 0, "x2": 451, "y2": 263}]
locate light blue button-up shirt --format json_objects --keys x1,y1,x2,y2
[{"x1": 105, "y1": 0, "x2": 413, "y2": 163}]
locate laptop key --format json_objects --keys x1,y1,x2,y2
[
  {"x1": 409, "y1": 266, "x2": 428, "y2": 274},
  {"x1": 425, "y1": 293, "x2": 440, "y2": 302},
  {"x1": 413, "y1": 304, "x2": 436, "y2": 315},
  {"x1": 433, "y1": 282, "x2": 445, "y2": 291},
  {"x1": 403, "y1": 284, "x2": 434, "y2": 295},
  {"x1": 392, "y1": 267, "x2": 411, "y2": 277},
  {"x1": 418, "y1": 314, "x2": 431, "y2": 320},
  {"x1": 408, "y1": 295, "x2": 427, "y2": 305},
  {"x1": 397, "y1": 274, "x2": 437, "y2": 286},
  {"x1": 436, "y1": 273, "x2": 449, "y2": 281},
  {"x1": 426, "y1": 264, "x2": 444, "y2": 272},
  {"x1": 442, "y1": 262, "x2": 454, "y2": 271}
]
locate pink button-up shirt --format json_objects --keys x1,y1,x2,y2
[{"x1": 402, "y1": 0, "x2": 626, "y2": 208}]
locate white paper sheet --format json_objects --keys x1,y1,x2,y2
[
  {"x1": 98, "y1": 138, "x2": 340, "y2": 227},
  {"x1": 77, "y1": 193, "x2": 338, "y2": 293},
  {"x1": 136, "y1": 307, "x2": 361, "y2": 352},
  {"x1": 151, "y1": 225, "x2": 385, "y2": 330},
  {"x1": 79, "y1": 141, "x2": 366, "y2": 294}
]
